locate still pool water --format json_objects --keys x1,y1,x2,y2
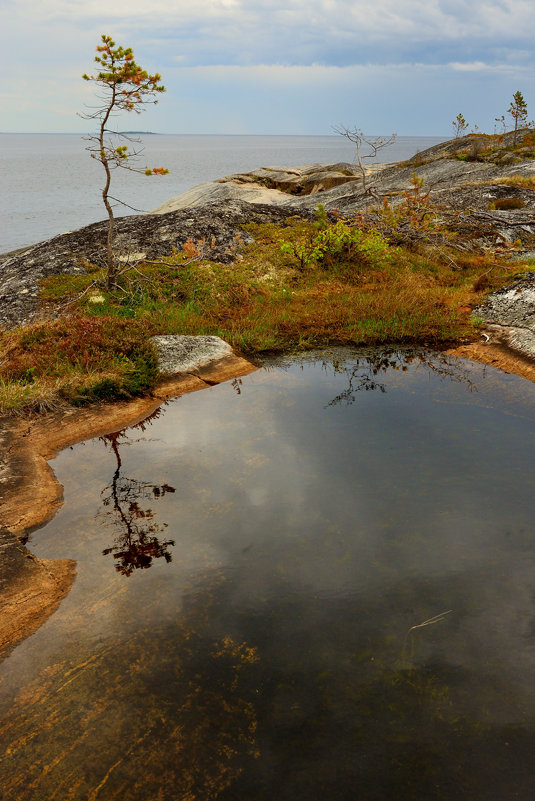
[{"x1": 1, "y1": 348, "x2": 535, "y2": 800}]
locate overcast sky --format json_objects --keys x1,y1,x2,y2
[{"x1": 1, "y1": 0, "x2": 534, "y2": 135}]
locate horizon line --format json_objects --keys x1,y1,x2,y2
[{"x1": 0, "y1": 131, "x2": 450, "y2": 138}]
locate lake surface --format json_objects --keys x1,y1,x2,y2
[
  {"x1": 0, "y1": 134, "x2": 446, "y2": 253},
  {"x1": 1, "y1": 348, "x2": 535, "y2": 800}
]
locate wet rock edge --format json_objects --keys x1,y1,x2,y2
[{"x1": 0, "y1": 351, "x2": 257, "y2": 662}]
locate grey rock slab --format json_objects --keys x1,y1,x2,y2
[
  {"x1": 477, "y1": 275, "x2": 535, "y2": 360},
  {"x1": 151, "y1": 334, "x2": 234, "y2": 374},
  {"x1": 152, "y1": 163, "x2": 367, "y2": 213},
  {"x1": 478, "y1": 277, "x2": 535, "y2": 329},
  {"x1": 152, "y1": 181, "x2": 295, "y2": 213}
]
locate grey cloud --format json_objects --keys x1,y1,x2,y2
[{"x1": 12, "y1": 0, "x2": 534, "y2": 68}]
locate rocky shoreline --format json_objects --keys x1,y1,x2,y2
[
  {"x1": 2, "y1": 134, "x2": 534, "y2": 353},
  {"x1": 1, "y1": 133, "x2": 535, "y2": 657}
]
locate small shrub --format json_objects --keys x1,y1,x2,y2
[
  {"x1": 279, "y1": 213, "x2": 392, "y2": 273},
  {"x1": 314, "y1": 221, "x2": 391, "y2": 270},
  {"x1": 488, "y1": 197, "x2": 526, "y2": 210},
  {"x1": 280, "y1": 236, "x2": 324, "y2": 270}
]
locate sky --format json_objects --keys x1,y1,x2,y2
[{"x1": 1, "y1": 0, "x2": 534, "y2": 135}]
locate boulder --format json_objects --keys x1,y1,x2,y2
[
  {"x1": 476, "y1": 274, "x2": 535, "y2": 361},
  {"x1": 151, "y1": 335, "x2": 234, "y2": 374}
]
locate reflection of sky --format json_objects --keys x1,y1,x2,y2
[{"x1": 3, "y1": 351, "x2": 535, "y2": 723}]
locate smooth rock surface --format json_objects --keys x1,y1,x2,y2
[
  {"x1": 153, "y1": 155, "x2": 535, "y2": 216},
  {"x1": 151, "y1": 162, "x2": 365, "y2": 214},
  {"x1": 152, "y1": 335, "x2": 234, "y2": 374},
  {"x1": 476, "y1": 274, "x2": 535, "y2": 360}
]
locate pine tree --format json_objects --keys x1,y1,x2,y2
[
  {"x1": 81, "y1": 36, "x2": 168, "y2": 289},
  {"x1": 508, "y1": 90, "x2": 528, "y2": 146}
]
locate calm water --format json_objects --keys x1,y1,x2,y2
[
  {"x1": 0, "y1": 134, "x2": 446, "y2": 253},
  {"x1": 1, "y1": 349, "x2": 535, "y2": 800}
]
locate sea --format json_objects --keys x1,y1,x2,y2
[{"x1": 0, "y1": 133, "x2": 447, "y2": 254}]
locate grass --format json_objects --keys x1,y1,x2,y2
[
  {"x1": 489, "y1": 174, "x2": 535, "y2": 189},
  {"x1": 0, "y1": 216, "x2": 526, "y2": 415}
]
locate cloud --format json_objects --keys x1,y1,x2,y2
[
  {"x1": 1, "y1": 0, "x2": 534, "y2": 133},
  {"x1": 3, "y1": 0, "x2": 535, "y2": 68},
  {"x1": 448, "y1": 60, "x2": 528, "y2": 72}
]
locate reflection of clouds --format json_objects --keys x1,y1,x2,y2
[
  {"x1": 14, "y1": 349, "x2": 535, "y2": 734},
  {"x1": 133, "y1": 356, "x2": 533, "y2": 633},
  {"x1": 150, "y1": 352, "x2": 535, "y2": 566},
  {"x1": 142, "y1": 352, "x2": 535, "y2": 722}
]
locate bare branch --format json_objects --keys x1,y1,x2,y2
[
  {"x1": 333, "y1": 124, "x2": 396, "y2": 194},
  {"x1": 107, "y1": 195, "x2": 150, "y2": 213}
]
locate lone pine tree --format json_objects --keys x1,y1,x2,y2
[{"x1": 81, "y1": 35, "x2": 168, "y2": 289}]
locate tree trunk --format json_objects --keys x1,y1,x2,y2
[{"x1": 99, "y1": 85, "x2": 116, "y2": 290}]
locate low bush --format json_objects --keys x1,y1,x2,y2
[
  {"x1": 279, "y1": 210, "x2": 392, "y2": 273},
  {"x1": 488, "y1": 197, "x2": 526, "y2": 210},
  {"x1": 0, "y1": 315, "x2": 159, "y2": 411}
]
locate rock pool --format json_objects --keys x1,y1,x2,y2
[{"x1": 1, "y1": 348, "x2": 535, "y2": 800}]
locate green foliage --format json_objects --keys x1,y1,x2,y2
[
  {"x1": 452, "y1": 113, "x2": 468, "y2": 138},
  {"x1": 279, "y1": 238, "x2": 324, "y2": 270},
  {"x1": 82, "y1": 35, "x2": 165, "y2": 109},
  {"x1": 279, "y1": 210, "x2": 391, "y2": 273},
  {"x1": 313, "y1": 203, "x2": 330, "y2": 230},
  {"x1": 315, "y1": 220, "x2": 391, "y2": 269},
  {"x1": 508, "y1": 90, "x2": 528, "y2": 145},
  {"x1": 81, "y1": 35, "x2": 167, "y2": 289}
]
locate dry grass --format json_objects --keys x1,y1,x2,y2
[
  {"x1": 489, "y1": 174, "x2": 535, "y2": 189},
  {"x1": 0, "y1": 218, "x2": 524, "y2": 414}
]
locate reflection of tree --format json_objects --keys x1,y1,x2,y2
[
  {"x1": 99, "y1": 412, "x2": 176, "y2": 575},
  {"x1": 325, "y1": 348, "x2": 476, "y2": 407}
]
